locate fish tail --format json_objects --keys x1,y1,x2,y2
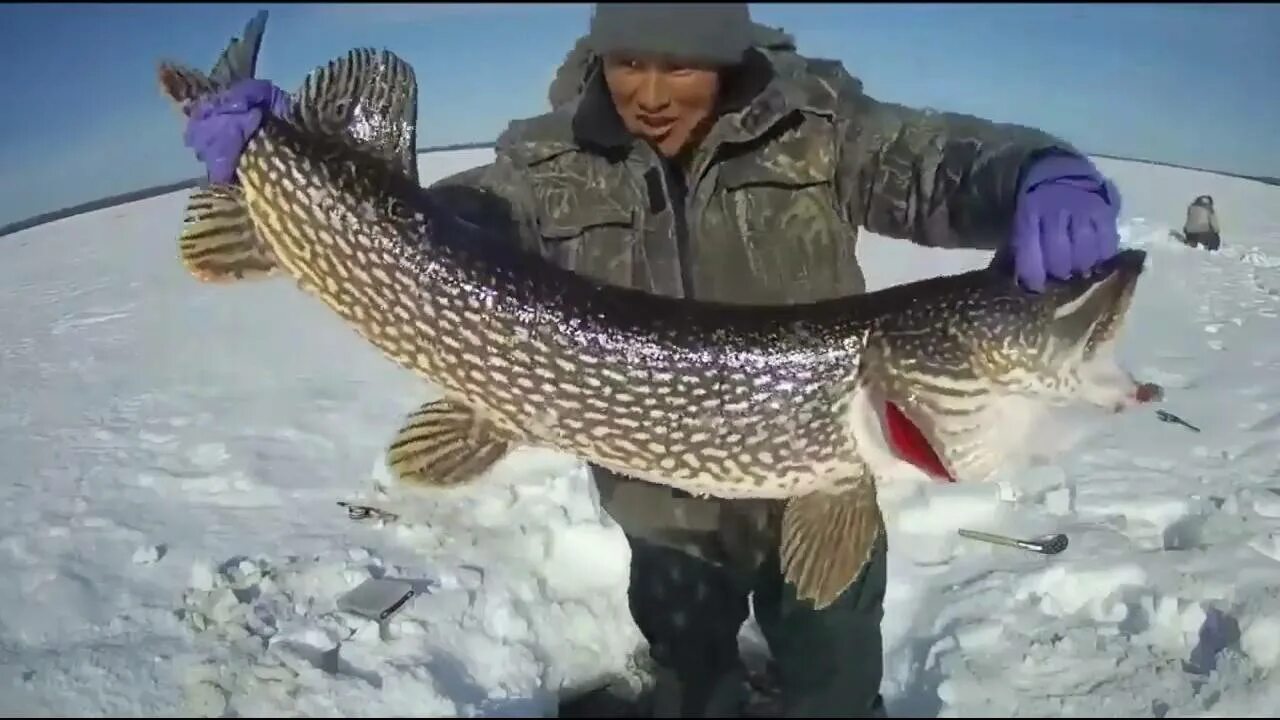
[
  {"x1": 157, "y1": 10, "x2": 269, "y2": 113},
  {"x1": 158, "y1": 11, "x2": 282, "y2": 283},
  {"x1": 158, "y1": 11, "x2": 424, "y2": 285}
]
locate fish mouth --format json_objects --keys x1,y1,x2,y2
[
  {"x1": 1048, "y1": 248, "x2": 1147, "y2": 361},
  {"x1": 880, "y1": 245, "x2": 1152, "y2": 481},
  {"x1": 850, "y1": 249, "x2": 1151, "y2": 486},
  {"x1": 1089, "y1": 251, "x2": 1145, "y2": 356}
]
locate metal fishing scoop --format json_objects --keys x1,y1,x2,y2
[
  {"x1": 958, "y1": 528, "x2": 1069, "y2": 555},
  {"x1": 1138, "y1": 382, "x2": 1202, "y2": 433},
  {"x1": 1156, "y1": 409, "x2": 1201, "y2": 433}
]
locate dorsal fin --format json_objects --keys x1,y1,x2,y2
[{"x1": 287, "y1": 48, "x2": 420, "y2": 184}]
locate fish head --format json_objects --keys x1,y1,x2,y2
[{"x1": 848, "y1": 248, "x2": 1152, "y2": 485}]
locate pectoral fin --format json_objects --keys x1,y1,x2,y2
[
  {"x1": 387, "y1": 398, "x2": 511, "y2": 487},
  {"x1": 178, "y1": 185, "x2": 280, "y2": 282},
  {"x1": 780, "y1": 479, "x2": 884, "y2": 610}
]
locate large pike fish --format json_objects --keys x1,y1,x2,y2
[{"x1": 157, "y1": 13, "x2": 1158, "y2": 609}]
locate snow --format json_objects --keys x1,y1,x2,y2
[{"x1": 2, "y1": 148, "x2": 1279, "y2": 717}]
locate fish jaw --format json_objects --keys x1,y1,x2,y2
[
  {"x1": 984, "y1": 247, "x2": 1152, "y2": 417},
  {"x1": 844, "y1": 248, "x2": 1153, "y2": 486},
  {"x1": 846, "y1": 342, "x2": 1151, "y2": 488}
]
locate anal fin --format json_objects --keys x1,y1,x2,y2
[
  {"x1": 387, "y1": 398, "x2": 511, "y2": 487},
  {"x1": 178, "y1": 185, "x2": 279, "y2": 283},
  {"x1": 780, "y1": 478, "x2": 884, "y2": 610}
]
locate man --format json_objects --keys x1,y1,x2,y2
[
  {"x1": 182, "y1": 4, "x2": 1122, "y2": 716},
  {"x1": 1179, "y1": 194, "x2": 1221, "y2": 251}
]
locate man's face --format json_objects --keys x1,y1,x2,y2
[{"x1": 602, "y1": 53, "x2": 721, "y2": 159}]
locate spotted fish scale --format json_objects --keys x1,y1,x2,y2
[{"x1": 241, "y1": 118, "x2": 872, "y2": 496}]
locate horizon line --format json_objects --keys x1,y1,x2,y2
[{"x1": 2, "y1": 142, "x2": 1276, "y2": 239}]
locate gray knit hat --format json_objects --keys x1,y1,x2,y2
[{"x1": 587, "y1": 3, "x2": 753, "y2": 67}]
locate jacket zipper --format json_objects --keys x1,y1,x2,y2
[{"x1": 659, "y1": 159, "x2": 695, "y2": 298}]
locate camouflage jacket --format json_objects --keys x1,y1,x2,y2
[{"x1": 429, "y1": 24, "x2": 1080, "y2": 305}]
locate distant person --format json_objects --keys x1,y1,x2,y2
[
  {"x1": 1181, "y1": 195, "x2": 1222, "y2": 251},
  {"x1": 178, "y1": 3, "x2": 1124, "y2": 716}
]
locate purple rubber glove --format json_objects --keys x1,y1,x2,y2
[
  {"x1": 183, "y1": 79, "x2": 291, "y2": 185},
  {"x1": 1010, "y1": 153, "x2": 1122, "y2": 293}
]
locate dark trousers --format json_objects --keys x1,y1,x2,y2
[
  {"x1": 591, "y1": 465, "x2": 889, "y2": 718},
  {"x1": 1185, "y1": 230, "x2": 1221, "y2": 251}
]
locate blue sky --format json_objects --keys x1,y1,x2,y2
[{"x1": 1, "y1": 2, "x2": 1277, "y2": 227}]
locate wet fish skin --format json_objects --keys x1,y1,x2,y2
[{"x1": 154, "y1": 14, "x2": 1154, "y2": 610}]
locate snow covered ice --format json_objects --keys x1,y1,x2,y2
[{"x1": 3, "y1": 150, "x2": 1280, "y2": 716}]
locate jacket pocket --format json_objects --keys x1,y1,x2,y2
[
  {"x1": 710, "y1": 120, "x2": 862, "y2": 302},
  {"x1": 533, "y1": 195, "x2": 638, "y2": 285}
]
